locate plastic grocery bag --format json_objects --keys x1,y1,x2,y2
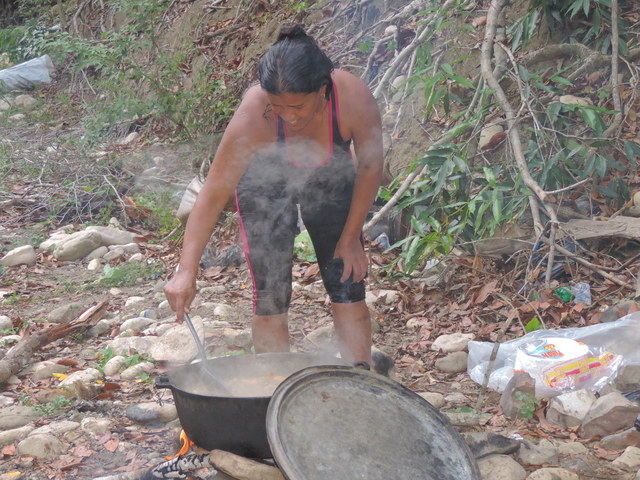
[
  {"x1": 467, "y1": 312, "x2": 640, "y2": 397},
  {"x1": 0, "y1": 55, "x2": 55, "y2": 91}
]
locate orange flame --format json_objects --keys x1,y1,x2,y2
[{"x1": 166, "y1": 430, "x2": 195, "y2": 460}]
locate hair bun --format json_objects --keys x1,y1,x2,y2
[{"x1": 277, "y1": 24, "x2": 307, "y2": 42}]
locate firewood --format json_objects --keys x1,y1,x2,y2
[
  {"x1": 0, "y1": 300, "x2": 107, "y2": 385},
  {"x1": 209, "y1": 450, "x2": 285, "y2": 480}
]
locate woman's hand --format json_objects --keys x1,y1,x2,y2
[
  {"x1": 334, "y1": 236, "x2": 368, "y2": 283},
  {"x1": 163, "y1": 270, "x2": 197, "y2": 323}
]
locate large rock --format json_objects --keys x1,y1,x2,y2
[
  {"x1": 0, "y1": 245, "x2": 37, "y2": 267},
  {"x1": 0, "y1": 405, "x2": 40, "y2": 430},
  {"x1": 547, "y1": 390, "x2": 597, "y2": 428},
  {"x1": 431, "y1": 333, "x2": 475, "y2": 353},
  {"x1": 17, "y1": 433, "x2": 64, "y2": 459},
  {"x1": 581, "y1": 392, "x2": 640, "y2": 438},
  {"x1": 478, "y1": 454, "x2": 527, "y2": 480},
  {"x1": 435, "y1": 351, "x2": 468, "y2": 373},
  {"x1": 612, "y1": 446, "x2": 640, "y2": 471},
  {"x1": 53, "y1": 231, "x2": 102, "y2": 261},
  {"x1": 526, "y1": 468, "x2": 579, "y2": 480},
  {"x1": 148, "y1": 322, "x2": 199, "y2": 362},
  {"x1": 85, "y1": 225, "x2": 138, "y2": 246},
  {"x1": 47, "y1": 303, "x2": 84, "y2": 323}
]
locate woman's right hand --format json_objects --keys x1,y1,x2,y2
[{"x1": 163, "y1": 270, "x2": 197, "y2": 324}]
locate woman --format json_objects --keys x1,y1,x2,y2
[{"x1": 163, "y1": 24, "x2": 383, "y2": 368}]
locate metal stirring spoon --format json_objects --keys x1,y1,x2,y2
[{"x1": 183, "y1": 313, "x2": 231, "y2": 395}]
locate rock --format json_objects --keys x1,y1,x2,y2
[
  {"x1": 435, "y1": 351, "x2": 468, "y2": 373},
  {"x1": 8, "y1": 113, "x2": 26, "y2": 122},
  {"x1": 103, "y1": 247, "x2": 125, "y2": 261},
  {"x1": 53, "y1": 231, "x2": 102, "y2": 261},
  {"x1": 0, "y1": 425, "x2": 34, "y2": 447},
  {"x1": 17, "y1": 433, "x2": 64, "y2": 460},
  {"x1": 38, "y1": 231, "x2": 71, "y2": 251},
  {"x1": 462, "y1": 432, "x2": 521, "y2": 459},
  {"x1": 547, "y1": 390, "x2": 597, "y2": 428},
  {"x1": 157, "y1": 299, "x2": 173, "y2": 318},
  {"x1": 526, "y1": 467, "x2": 579, "y2": 480},
  {"x1": 301, "y1": 324, "x2": 336, "y2": 351},
  {"x1": 124, "y1": 296, "x2": 146, "y2": 308},
  {"x1": 120, "y1": 361, "x2": 154, "y2": 380},
  {"x1": 0, "y1": 335, "x2": 20, "y2": 347},
  {"x1": 30, "y1": 361, "x2": 70, "y2": 381},
  {"x1": 0, "y1": 405, "x2": 40, "y2": 430},
  {"x1": 86, "y1": 246, "x2": 108, "y2": 260},
  {"x1": 129, "y1": 253, "x2": 144, "y2": 262},
  {"x1": 223, "y1": 328, "x2": 253, "y2": 350},
  {"x1": 85, "y1": 225, "x2": 138, "y2": 246},
  {"x1": 500, "y1": 372, "x2": 537, "y2": 420},
  {"x1": 107, "y1": 336, "x2": 153, "y2": 356},
  {"x1": 47, "y1": 303, "x2": 84, "y2": 323},
  {"x1": 30, "y1": 420, "x2": 79, "y2": 436},
  {"x1": 598, "y1": 300, "x2": 640, "y2": 323},
  {"x1": 148, "y1": 322, "x2": 199, "y2": 362},
  {"x1": 581, "y1": 392, "x2": 640, "y2": 438},
  {"x1": 58, "y1": 368, "x2": 101, "y2": 387},
  {"x1": 600, "y1": 427, "x2": 640, "y2": 450},
  {"x1": 616, "y1": 364, "x2": 640, "y2": 391},
  {"x1": 612, "y1": 446, "x2": 640, "y2": 470},
  {"x1": 103, "y1": 355, "x2": 126, "y2": 377},
  {"x1": 478, "y1": 454, "x2": 527, "y2": 480},
  {"x1": 556, "y1": 441, "x2": 588, "y2": 455},
  {"x1": 13, "y1": 94, "x2": 37, "y2": 109},
  {"x1": 0, "y1": 98, "x2": 10, "y2": 110},
  {"x1": 517, "y1": 438, "x2": 558, "y2": 465},
  {"x1": 431, "y1": 333, "x2": 475, "y2": 353},
  {"x1": 443, "y1": 412, "x2": 491, "y2": 426},
  {"x1": 126, "y1": 402, "x2": 177, "y2": 424},
  {"x1": 444, "y1": 392, "x2": 468, "y2": 406},
  {"x1": 0, "y1": 245, "x2": 37, "y2": 267},
  {"x1": 120, "y1": 316, "x2": 154, "y2": 332},
  {"x1": 0, "y1": 315, "x2": 12, "y2": 331},
  {"x1": 478, "y1": 124, "x2": 504, "y2": 150},
  {"x1": 80, "y1": 416, "x2": 111, "y2": 435},
  {"x1": 418, "y1": 391, "x2": 445, "y2": 408},
  {"x1": 87, "y1": 258, "x2": 102, "y2": 271}
]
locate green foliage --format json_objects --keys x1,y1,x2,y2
[
  {"x1": 130, "y1": 192, "x2": 181, "y2": 239},
  {"x1": 20, "y1": 394, "x2": 72, "y2": 415},
  {"x1": 98, "y1": 261, "x2": 165, "y2": 288},
  {"x1": 358, "y1": 37, "x2": 374, "y2": 54},
  {"x1": 514, "y1": 390, "x2": 539, "y2": 419},
  {"x1": 294, "y1": 230, "x2": 317, "y2": 262}
]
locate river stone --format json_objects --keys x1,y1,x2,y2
[
  {"x1": 600, "y1": 427, "x2": 640, "y2": 450},
  {"x1": 103, "y1": 247, "x2": 125, "y2": 261},
  {"x1": 47, "y1": 302, "x2": 84, "y2": 323},
  {"x1": 148, "y1": 322, "x2": 199, "y2": 362},
  {"x1": 0, "y1": 425, "x2": 34, "y2": 447},
  {"x1": 85, "y1": 225, "x2": 138, "y2": 245},
  {"x1": 13, "y1": 94, "x2": 37, "y2": 109},
  {"x1": 0, "y1": 315, "x2": 12, "y2": 331},
  {"x1": 53, "y1": 231, "x2": 103, "y2": 261},
  {"x1": 431, "y1": 333, "x2": 475, "y2": 353},
  {"x1": 556, "y1": 441, "x2": 588, "y2": 455},
  {"x1": 435, "y1": 351, "x2": 468, "y2": 373},
  {"x1": 107, "y1": 336, "x2": 154, "y2": 356},
  {"x1": 612, "y1": 446, "x2": 640, "y2": 470},
  {"x1": 120, "y1": 316, "x2": 154, "y2": 332},
  {"x1": 30, "y1": 420, "x2": 80, "y2": 436},
  {"x1": 17, "y1": 433, "x2": 64, "y2": 459},
  {"x1": 0, "y1": 405, "x2": 40, "y2": 430},
  {"x1": 478, "y1": 454, "x2": 527, "y2": 480},
  {"x1": 120, "y1": 361, "x2": 154, "y2": 380},
  {"x1": 39, "y1": 231, "x2": 71, "y2": 251},
  {"x1": 30, "y1": 361, "x2": 70, "y2": 381},
  {"x1": 125, "y1": 402, "x2": 177, "y2": 424},
  {"x1": 103, "y1": 355, "x2": 126, "y2": 377},
  {"x1": 517, "y1": 438, "x2": 558, "y2": 465},
  {"x1": 0, "y1": 245, "x2": 37, "y2": 267},
  {"x1": 80, "y1": 416, "x2": 111, "y2": 434},
  {"x1": 0, "y1": 98, "x2": 10, "y2": 110},
  {"x1": 525, "y1": 467, "x2": 579, "y2": 480},
  {"x1": 616, "y1": 364, "x2": 640, "y2": 391},
  {"x1": 547, "y1": 389, "x2": 597, "y2": 428},
  {"x1": 581, "y1": 392, "x2": 640, "y2": 438},
  {"x1": 58, "y1": 368, "x2": 101, "y2": 387},
  {"x1": 86, "y1": 246, "x2": 109, "y2": 260}
]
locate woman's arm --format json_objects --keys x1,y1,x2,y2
[{"x1": 333, "y1": 71, "x2": 384, "y2": 283}]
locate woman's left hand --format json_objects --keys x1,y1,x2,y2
[{"x1": 334, "y1": 236, "x2": 368, "y2": 283}]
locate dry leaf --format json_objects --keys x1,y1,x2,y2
[{"x1": 475, "y1": 280, "x2": 497, "y2": 304}]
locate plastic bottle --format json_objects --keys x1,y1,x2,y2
[{"x1": 554, "y1": 287, "x2": 573, "y2": 303}]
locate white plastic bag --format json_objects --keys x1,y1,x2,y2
[
  {"x1": 0, "y1": 55, "x2": 55, "y2": 91},
  {"x1": 467, "y1": 312, "x2": 640, "y2": 397}
]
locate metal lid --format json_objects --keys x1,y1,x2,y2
[{"x1": 266, "y1": 366, "x2": 481, "y2": 480}]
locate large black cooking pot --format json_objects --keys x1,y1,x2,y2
[{"x1": 154, "y1": 352, "x2": 348, "y2": 458}]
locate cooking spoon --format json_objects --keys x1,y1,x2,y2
[{"x1": 183, "y1": 313, "x2": 231, "y2": 394}]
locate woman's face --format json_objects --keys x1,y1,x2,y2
[{"x1": 267, "y1": 87, "x2": 326, "y2": 132}]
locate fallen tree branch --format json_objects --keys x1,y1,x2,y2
[{"x1": 0, "y1": 300, "x2": 108, "y2": 385}]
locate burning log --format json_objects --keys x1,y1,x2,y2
[{"x1": 0, "y1": 300, "x2": 107, "y2": 385}]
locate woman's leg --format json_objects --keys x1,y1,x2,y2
[
  {"x1": 252, "y1": 313, "x2": 290, "y2": 353},
  {"x1": 332, "y1": 300, "x2": 372, "y2": 364}
]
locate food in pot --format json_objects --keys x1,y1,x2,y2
[{"x1": 186, "y1": 370, "x2": 286, "y2": 397}]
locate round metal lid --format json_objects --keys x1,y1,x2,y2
[{"x1": 266, "y1": 366, "x2": 481, "y2": 480}]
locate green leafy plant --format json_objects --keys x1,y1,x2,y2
[
  {"x1": 33, "y1": 395, "x2": 72, "y2": 415},
  {"x1": 98, "y1": 261, "x2": 165, "y2": 288},
  {"x1": 514, "y1": 390, "x2": 539, "y2": 419},
  {"x1": 294, "y1": 230, "x2": 317, "y2": 262},
  {"x1": 96, "y1": 346, "x2": 115, "y2": 374}
]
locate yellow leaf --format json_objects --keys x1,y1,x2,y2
[{"x1": 52, "y1": 373, "x2": 68, "y2": 380}]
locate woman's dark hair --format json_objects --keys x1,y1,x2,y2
[{"x1": 258, "y1": 24, "x2": 334, "y2": 99}]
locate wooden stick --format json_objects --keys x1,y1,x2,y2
[{"x1": 210, "y1": 450, "x2": 285, "y2": 480}]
